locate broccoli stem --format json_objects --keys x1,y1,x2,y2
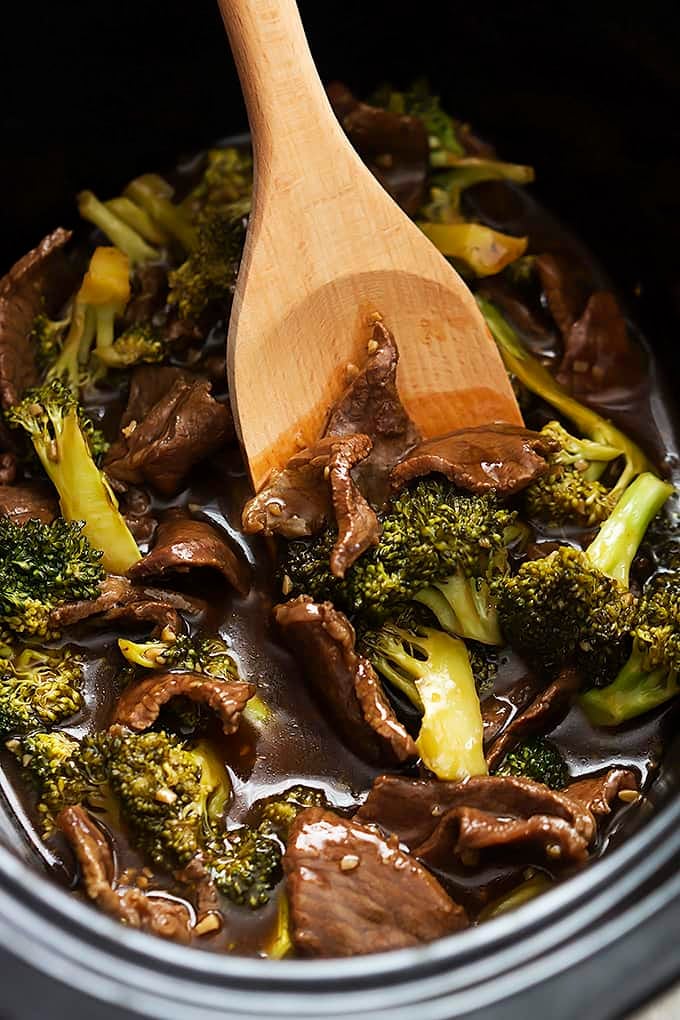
[
  {"x1": 586, "y1": 472, "x2": 673, "y2": 586},
  {"x1": 38, "y1": 407, "x2": 140, "y2": 573},
  {"x1": 105, "y1": 197, "x2": 170, "y2": 246},
  {"x1": 419, "y1": 222, "x2": 527, "y2": 277},
  {"x1": 478, "y1": 296, "x2": 651, "y2": 495},
  {"x1": 124, "y1": 176, "x2": 198, "y2": 253},
  {"x1": 415, "y1": 573, "x2": 503, "y2": 645},
  {"x1": 580, "y1": 650, "x2": 677, "y2": 726},
  {"x1": 78, "y1": 191, "x2": 159, "y2": 265}
]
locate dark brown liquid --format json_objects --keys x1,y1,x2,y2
[{"x1": 5, "y1": 167, "x2": 680, "y2": 956}]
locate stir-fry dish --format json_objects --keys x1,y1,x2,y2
[{"x1": 0, "y1": 81, "x2": 678, "y2": 958}]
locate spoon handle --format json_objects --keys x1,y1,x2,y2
[{"x1": 217, "y1": 0, "x2": 343, "y2": 168}]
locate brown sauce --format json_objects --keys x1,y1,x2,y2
[{"x1": 4, "y1": 150, "x2": 680, "y2": 957}]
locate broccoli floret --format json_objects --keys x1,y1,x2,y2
[
  {"x1": 78, "y1": 191, "x2": 160, "y2": 265},
  {"x1": 0, "y1": 516, "x2": 104, "y2": 639},
  {"x1": 30, "y1": 311, "x2": 71, "y2": 371},
  {"x1": 168, "y1": 205, "x2": 247, "y2": 322},
  {"x1": 0, "y1": 646, "x2": 83, "y2": 737},
  {"x1": 467, "y1": 641, "x2": 498, "y2": 696},
  {"x1": 206, "y1": 785, "x2": 326, "y2": 909},
  {"x1": 495, "y1": 473, "x2": 673, "y2": 675},
  {"x1": 494, "y1": 737, "x2": 568, "y2": 789},
  {"x1": 98, "y1": 322, "x2": 165, "y2": 368},
  {"x1": 101, "y1": 728, "x2": 231, "y2": 868},
  {"x1": 8, "y1": 730, "x2": 108, "y2": 834},
  {"x1": 364, "y1": 622, "x2": 487, "y2": 781},
  {"x1": 372, "y1": 80, "x2": 464, "y2": 160},
  {"x1": 581, "y1": 576, "x2": 680, "y2": 725},
  {"x1": 478, "y1": 297, "x2": 651, "y2": 496},
  {"x1": 48, "y1": 247, "x2": 130, "y2": 389},
  {"x1": 524, "y1": 421, "x2": 622, "y2": 526},
  {"x1": 181, "y1": 147, "x2": 253, "y2": 222},
  {"x1": 6, "y1": 380, "x2": 140, "y2": 574},
  {"x1": 283, "y1": 479, "x2": 517, "y2": 628}
]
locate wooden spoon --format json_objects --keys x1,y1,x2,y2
[{"x1": 218, "y1": 0, "x2": 522, "y2": 491}]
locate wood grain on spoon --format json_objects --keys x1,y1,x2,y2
[{"x1": 218, "y1": 0, "x2": 522, "y2": 491}]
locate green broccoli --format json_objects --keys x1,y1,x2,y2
[
  {"x1": 6, "y1": 380, "x2": 141, "y2": 574},
  {"x1": 0, "y1": 646, "x2": 83, "y2": 736},
  {"x1": 494, "y1": 737, "x2": 568, "y2": 789},
  {"x1": 168, "y1": 204, "x2": 247, "y2": 321},
  {"x1": 478, "y1": 297, "x2": 651, "y2": 496},
  {"x1": 283, "y1": 479, "x2": 517, "y2": 632},
  {"x1": 0, "y1": 517, "x2": 104, "y2": 639},
  {"x1": 495, "y1": 472, "x2": 673, "y2": 676},
  {"x1": 524, "y1": 420, "x2": 622, "y2": 526},
  {"x1": 206, "y1": 785, "x2": 326, "y2": 909},
  {"x1": 181, "y1": 147, "x2": 253, "y2": 222},
  {"x1": 363, "y1": 622, "x2": 487, "y2": 781},
  {"x1": 30, "y1": 310, "x2": 71, "y2": 371},
  {"x1": 581, "y1": 576, "x2": 680, "y2": 725},
  {"x1": 123, "y1": 175, "x2": 198, "y2": 253},
  {"x1": 78, "y1": 191, "x2": 160, "y2": 265},
  {"x1": 422, "y1": 159, "x2": 534, "y2": 223},
  {"x1": 372, "y1": 80, "x2": 464, "y2": 160},
  {"x1": 97, "y1": 322, "x2": 165, "y2": 368}
]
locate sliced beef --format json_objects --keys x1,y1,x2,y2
[
  {"x1": 391, "y1": 423, "x2": 557, "y2": 497},
  {"x1": 0, "y1": 228, "x2": 74, "y2": 410},
  {"x1": 123, "y1": 265, "x2": 168, "y2": 326},
  {"x1": 274, "y1": 597, "x2": 416, "y2": 766},
  {"x1": 120, "y1": 365, "x2": 194, "y2": 427},
  {"x1": 327, "y1": 83, "x2": 429, "y2": 218},
  {"x1": 57, "y1": 805, "x2": 192, "y2": 943},
  {"x1": 242, "y1": 434, "x2": 379, "y2": 578},
  {"x1": 49, "y1": 574, "x2": 200, "y2": 633},
  {"x1": 128, "y1": 511, "x2": 249, "y2": 595},
  {"x1": 325, "y1": 321, "x2": 421, "y2": 506},
  {"x1": 0, "y1": 481, "x2": 57, "y2": 524},
  {"x1": 564, "y1": 768, "x2": 639, "y2": 820},
  {"x1": 113, "y1": 670, "x2": 255, "y2": 736},
  {"x1": 0, "y1": 453, "x2": 16, "y2": 485},
  {"x1": 535, "y1": 253, "x2": 591, "y2": 338},
  {"x1": 356, "y1": 773, "x2": 594, "y2": 853},
  {"x1": 105, "y1": 374, "x2": 233, "y2": 497},
  {"x1": 120, "y1": 486, "x2": 157, "y2": 546},
  {"x1": 556, "y1": 291, "x2": 645, "y2": 401},
  {"x1": 478, "y1": 276, "x2": 562, "y2": 364},
  {"x1": 485, "y1": 667, "x2": 581, "y2": 771},
  {"x1": 284, "y1": 807, "x2": 467, "y2": 957}
]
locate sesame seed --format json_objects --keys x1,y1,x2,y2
[
  {"x1": 323, "y1": 465, "x2": 331, "y2": 481},
  {"x1": 155, "y1": 787, "x2": 177, "y2": 804},
  {"x1": 339, "y1": 854, "x2": 360, "y2": 871},
  {"x1": 618, "y1": 789, "x2": 640, "y2": 804},
  {"x1": 268, "y1": 502, "x2": 282, "y2": 517},
  {"x1": 121, "y1": 419, "x2": 138, "y2": 438},
  {"x1": 282, "y1": 574, "x2": 293, "y2": 596},
  {"x1": 546, "y1": 843, "x2": 562, "y2": 859},
  {"x1": 367, "y1": 339, "x2": 379, "y2": 354},
  {"x1": 194, "y1": 912, "x2": 221, "y2": 936},
  {"x1": 345, "y1": 363, "x2": 359, "y2": 381}
]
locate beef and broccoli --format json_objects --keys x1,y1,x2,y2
[{"x1": 0, "y1": 80, "x2": 677, "y2": 958}]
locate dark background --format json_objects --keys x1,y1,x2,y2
[{"x1": 1, "y1": 0, "x2": 679, "y2": 360}]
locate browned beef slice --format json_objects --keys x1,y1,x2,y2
[
  {"x1": 0, "y1": 228, "x2": 74, "y2": 409},
  {"x1": 49, "y1": 574, "x2": 198, "y2": 633},
  {"x1": 120, "y1": 486, "x2": 157, "y2": 545},
  {"x1": 357, "y1": 773, "x2": 594, "y2": 847},
  {"x1": 0, "y1": 453, "x2": 16, "y2": 485},
  {"x1": 485, "y1": 666, "x2": 581, "y2": 771},
  {"x1": 556, "y1": 291, "x2": 645, "y2": 400},
  {"x1": 564, "y1": 768, "x2": 638, "y2": 819},
  {"x1": 327, "y1": 83, "x2": 429, "y2": 218},
  {"x1": 123, "y1": 265, "x2": 168, "y2": 326},
  {"x1": 0, "y1": 481, "x2": 57, "y2": 524},
  {"x1": 128, "y1": 511, "x2": 249, "y2": 595},
  {"x1": 57, "y1": 805, "x2": 192, "y2": 943},
  {"x1": 391, "y1": 424, "x2": 558, "y2": 497},
  {"x1": 120, "y1": 366, "x2": 195, "y2": 427},
  {"x1": 243, "y1": 433, "x2": 379, "y2": 578},
  {"x1": 113, "y1": 671, "x2": 255, "y2": 736},
  {"x1": 478, "y1": 276, "x2": 561, "y2": 364},
  {"x1": 325, "y1": 321, "x2": 421, "y2": 506},
  {"x1": 274, "y1": 597, "x2": 416, "y2": 766},
  {"x1": 481, "y1": 672, "x2": 543, "y2": 747},
  {"x1": 105, "y1": 376, "x2": 233, "y2": 496},
  {"x1": 284, "y1": 807, "x2": 467, "y2": 957},
  {"x1": 535, "y1": 253, "x2": 591, "y2": 338}
]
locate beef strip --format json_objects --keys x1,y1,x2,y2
[
  {"x1": 284, "y1": 807, "x2": 467, "y2": 957},
  {"x1": 485, "y1": 666, "x2": 582, "y2": 771},
  {"x1": 556, "y1": 291, "x2": 645, "y2": 401},
  {"x1": 128, "y1": 511, "x2": 249, "y2": 595},
  {"x1": 356, "y1": 771, "x2": 595, "y2": 852},
  {"x1": 327, "y1": 83, "x2": 429, "y2": 218},
  {"x1": 274, "y1": 597, "x2": 416, "y2": 766},
  {"x1": 481, "y1": 672, "x2": 544, "y2": 747},
  {"x1": 123, "y1": 265, "x2": 168, "y2": 326},
  {"x1": 0, "y1": 228, "x2": 74, "y2": 410},
  {"x1": 121, "y1": 366, "x2": 195, "y2": 427},
  {"x1": 0, "y1": 481, "x2": 57, "y2": 524},
  {"x1": 535, "y1": 254, "x2": 591, "y2": 338},
  {"x1": 120, "y1": 486, "x2": 157, "y2": 546},
  {"x1": 0, "y1": 453, "x2": 16, "y2": 485},
  {"x1": 564, "y1": 767, "x2": 639, "y2": 819},
  {"x1": 113, "y1": 670, "x2": 255, "y2": 736},
  {"x1": 390, "y1": 424, "x2": 557, "y2": 497},
  {"x1": 325, "y1": 321, "x2": 421, "y2": 506},
  {"x1": 242, "y1": 434, "x2": 379, "y2": 578},
  {"x1": 57, "y1": 805, "x2": 192, "y2": 943},
  {"x1": 49, "y1": 574, "x2": 201, "y2": 633},
  {"x1": 105, "y1": 374, "x2": 233, "y2": 497}
]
